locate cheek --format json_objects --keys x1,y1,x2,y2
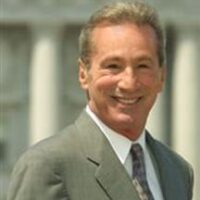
[
  {"x1": 140, "y1": 73, "x2": 163, "y2": 92},
  {"x1": 94, "y1": 75, "x2": 117, "y2": 91}
]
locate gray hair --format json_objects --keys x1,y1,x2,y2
[{"x1": 79, "y1": 1, "x2": 166, "y2": 67}]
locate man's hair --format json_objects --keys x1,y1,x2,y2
[{"x1": 79, "y1": 1, "x2": 166, "y2": 67}]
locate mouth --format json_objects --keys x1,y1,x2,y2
[{"x1": 112, "y1": 95, "x2": 142, "y2": 105}]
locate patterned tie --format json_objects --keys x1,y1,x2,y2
[{"x1": 131, "y1": 143, "x2": 154, "y2": 200}]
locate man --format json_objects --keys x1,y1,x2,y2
[{"x1": 8, "y1": 1, "x2": 193, "y2": 200}]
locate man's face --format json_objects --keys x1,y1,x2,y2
[{"x1": 79, "y1": 23, "x2": 165, "y2": 140}]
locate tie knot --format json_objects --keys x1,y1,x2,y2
[
  {"x1": 131, "y1": 143, "x2": 145, "y2": 177},
  {"x1": 131, "y1": 143, "x2": 144, "y2": 160}
]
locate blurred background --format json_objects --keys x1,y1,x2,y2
[{"x1": 0, "y1": 0, "x2": 199, "y2": 199}]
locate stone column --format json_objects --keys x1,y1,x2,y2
[
  {"x1": 29, "y1": 25, "x2": 63, "y2": 145},
  {"x1": 172, "y1": 24, "x2": 200, "y2": 200}
]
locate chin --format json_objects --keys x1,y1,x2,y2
[{"x1": 113, "y1": 113, "x2": 136, "y2": 125}]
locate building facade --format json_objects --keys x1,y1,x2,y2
[{"x1": 0, "y1": 0, "x2": 200, "y2": 199}]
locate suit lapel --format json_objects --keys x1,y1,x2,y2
[
  {"x1": 75, "y1": 111, "x2": 140, "y2": 200},
  {"x1": 94, "y1": 135, "x2": 140, "y2": 200},
  {"x1": 146, "y1": 133, "x2": 188, "y2": 200}
]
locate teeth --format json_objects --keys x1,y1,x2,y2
[{"x1": 115, "y1": 97, "x2": 139, "y2": 104}]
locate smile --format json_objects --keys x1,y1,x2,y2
[{"x1": 112, "y1": 96, "x2": 141, "y2": 105}]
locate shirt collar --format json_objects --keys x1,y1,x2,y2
[{"x1": 85, "y1": 105, "x2": 147, "y2": 164}]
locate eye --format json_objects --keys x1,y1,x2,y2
[
  {"x1": 137, "y1": 63, "x2": 151, "y2": 69},
  {"x1": 107, "y1": 63, "x2": 121, "y2": 69},
  {"x1": 139, "y1": 64, "x2": 148, "y2": 68},
  {"x1": 103, "y1": 63, "x2": 123, "y2": 72}
]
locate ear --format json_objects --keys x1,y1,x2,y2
[
  {"x1": 158, "y1": 65, "x2": 166, "y2": 92},
  {"x1": 78, "y1": 58, "x2": 90, "y2": 90}
]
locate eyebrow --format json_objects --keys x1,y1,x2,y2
[
  {"x1": 100, "y1": 56, "x2": 126, "y2": 66},
  {"x1": 133, "y1": 56, "x2": 154, "y2": 63},
  {"x1": 101, "y1": 55, "x2": 154, "y2": 65}
]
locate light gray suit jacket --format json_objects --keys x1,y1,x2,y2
[{"x1": 7, "y1": 110, "x2": 193, "y2": 200}]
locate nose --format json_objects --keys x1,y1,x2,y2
[{"x1": 118, "y1": 67, "x2": 141, "y2": 91}]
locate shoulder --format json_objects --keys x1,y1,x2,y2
[
  {"x1": 12, "y1": 110, "x2": 92, "y2": 173},
  {"x1": 13, "y1": 124, "x2": 81, "y2": 173},
  {"x1": 147, "y1": 133, "x2": 194, "y2": 199},
  {"x1": 147, "y1": 133, "x2": 193, "y2": 177},
  {"x1": 8, "y1": 125, "x2": 80, "y2": 199}
]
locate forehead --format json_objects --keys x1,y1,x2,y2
[
  {"x1": 90, "y1": 22, "x2": 158, "y2": 54},
  {"x1": 92, "y1": 22, "x2": 157, "y2": 42}
]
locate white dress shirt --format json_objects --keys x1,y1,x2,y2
[{"x1": 86, "y1": 106, "x2": 164, "y2": 200}]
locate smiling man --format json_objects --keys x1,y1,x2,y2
[
  {"x1": 8, "y1": 1, "x2": 193, "y2": 200},
  {"x1": 79, "y1": 22, "x2": 165, "y2": 141}
]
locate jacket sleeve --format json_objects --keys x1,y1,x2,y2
[{"x1": 7, "y1": 149, "x2": 69, "y2": 200}]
